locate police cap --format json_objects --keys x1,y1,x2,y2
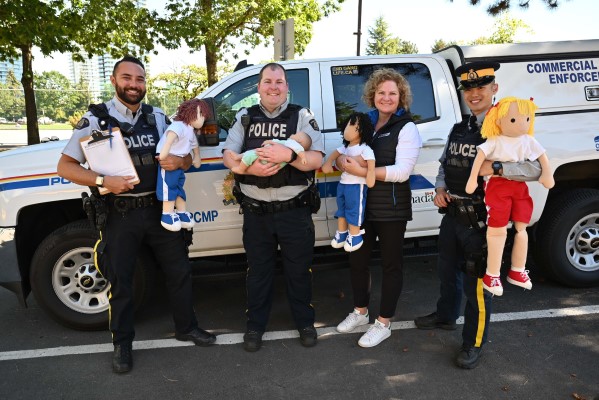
[{"x1": 455, "y1": 61, "x2": 500, "y2": 90}]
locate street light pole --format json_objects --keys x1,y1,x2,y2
[{"x1": 353, "y1": 0, "x2": 363, "y2": 56}]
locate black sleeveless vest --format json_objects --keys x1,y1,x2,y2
[
  {"x1": 443, "y1": 117, "x2": 485, "y2": 198},
  {"x1": 366, "y1": 113, "x2": 414, "y2": 221},
  {"x1": 235, "y1": 104, "x2": 312, "y2": 189},
  {"x1": 88, "y1": 103, "x2": 160, "y2": 194}
]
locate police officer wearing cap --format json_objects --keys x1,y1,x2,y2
[
  {"x1": 58, "y1": 56, "x2": 216, "y2": 374},
  {"x1": 413, "y1": 61, "x2": 541, "y2": 369},
  {"x1": 223, "y1": 62, "x2": 324, "y2": 352}
]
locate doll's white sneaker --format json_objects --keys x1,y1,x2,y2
[
  {"x1": 336, "y1": 309, "x2": 369, "y2": 333},
  {"x1": 161, "y1": 213, "x2": 181, "y2": 231},
  {"x1": 506, "y1": 268, "x2": 532, "y2": 290},
  {"x1": 358, "y1": 319, "x2": 391, "y2": 348},
  {"x1": 177, "y1": 211, "x2": 195, "y2": 229}
]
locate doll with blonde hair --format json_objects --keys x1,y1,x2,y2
[{"x1": 466, "y1": 97, "x2": 554, "y2": 296}]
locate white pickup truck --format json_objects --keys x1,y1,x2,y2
[{"x1": 1, "y1": 40, "x2": 598, "y2": 330}]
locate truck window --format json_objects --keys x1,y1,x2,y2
[
  {"x1": 331, "y1": 63, "x2": 435, "y2": 129},
  {"x1": 214, "y1": 69, "x2": 310, "y2": 140}
]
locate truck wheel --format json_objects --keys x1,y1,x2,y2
[
  {"x1": 30, "y1": 220, "x2": 155, "y2": 330},
  {"x1": 534, "y1": 189, "x2": 599, "y2": 287}
]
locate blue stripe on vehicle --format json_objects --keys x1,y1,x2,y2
[{"x1": 0, "y1": 178, "x2": 50, "y2": 192}]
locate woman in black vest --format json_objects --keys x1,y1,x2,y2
[{"x1": 335, "y1": 68, "x2": 422, "y2": 347}]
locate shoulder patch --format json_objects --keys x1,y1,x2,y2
[
  {"x1": 75, "y1": 117, "x2": 89, "y2": 130},
  {"x1": 165, "y1": 115, "x2": 172, "y2": 125},
  {"x1": 309, "y1": 118, "x2": 320, "y2": 131}
]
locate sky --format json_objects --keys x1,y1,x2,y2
[{"x1": 33, "y1": 0, "x2": 597, "y2": 75}]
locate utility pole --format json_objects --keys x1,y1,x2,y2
[{"x1": 353, "y1": 0, "x2": 363, "y2": 56}]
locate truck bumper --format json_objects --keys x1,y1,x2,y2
[{"x1": 0, "y1": 227, "x2": 27, "y2": 307}]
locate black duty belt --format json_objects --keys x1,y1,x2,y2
[
  {"x1": 107, "y1": 193, "x2": 157, "y2": 214},
  {"x1": 241, "y1": 191, "x2": 309, "y2": 215},
  {"x1": 130, "y1": 153, "x2": 158, "y2": 167}
]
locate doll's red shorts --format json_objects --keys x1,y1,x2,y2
[{"x1": 484, "y1": 177, "x2": 533, "y2": 228}]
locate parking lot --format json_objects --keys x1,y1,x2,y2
[{"x1": 1, "y1": 254, "x2": 598, "y2": 400}]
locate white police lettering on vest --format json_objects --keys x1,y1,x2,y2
[
  {"x1": 448, "y1": 142, "x2": 477, "y2": 158},
  {"x1": 249, "y1": 122, "x2": 287, "y2": 137},
  {"x1": 123, "y1": 134, "x2": 156, "y2": 148}
]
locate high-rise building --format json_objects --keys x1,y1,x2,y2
[{"x1": 0, "y1": 58, "x2": 23, "y2": 84}]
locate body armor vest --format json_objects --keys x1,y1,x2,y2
[
  {"x1": 89, "y1": 103, "x2": 159, "y2": 194},
  {"x1": 443, "y1": 118, "x2": 485, "y2": 198},
  {"x1": 235, "y1": 104, "x2": 312, "y2": 189},
  {"x1": 366, "y1": 113, "x2": 414, "y2": 221}
]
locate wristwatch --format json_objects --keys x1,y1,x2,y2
[
  {"x1": 492, "y1": 161, "x2": 503, "y2": 176},
  {"x1": 288, "y1": 150, "x2": 298, "y2": 163},
  {"x1": 95, "y1": 174, "x2": 105, "y2": 187}
]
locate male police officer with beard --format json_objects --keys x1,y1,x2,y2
[
  {"x1": 58, "y1": 56, "x2": 215, "y2": 374},
  {"x1": 223, "y1": 63, "x2": 324, "y2": 352},
  {"x1": 413, "y1": 61, "x2": 541, "y2": 369}
]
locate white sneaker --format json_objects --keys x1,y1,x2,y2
[
  {"x1": 358, "y1": 319, "x2": 391, "y2": 348},
  {"x1": 336, "y1": 309, "x2": 369, "y2": 333}
]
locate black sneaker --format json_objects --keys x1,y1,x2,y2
[
  {"x1": 298, "y1": 326, "x2": 318, "y2": 347},
  {"x1": 414, "y1": 312, "x2": 457, "y2": 330},
  {"x1": 175, "y1": 327, "x2": 216, "y2": 346},
  {"x1": 112, "y1": 343, "x2": 133, "y2": 374},
  {"x1": 456, "y1": 345, "x2": 483, "y2": 369},
  {"x1": 243, "y1": 330, "x2": 263, "y2": 352}
]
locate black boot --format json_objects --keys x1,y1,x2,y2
[
  {"x1": 455, "y1": 345, "x2": 483, "y2": 369},
  {"x1": 112, "y1": 343, "x2": 133, "y2": 374}
]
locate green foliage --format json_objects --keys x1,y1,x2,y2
[
  {"x1": 34, "y1": 71, "x2": 78, "y2": 122},
  {"x1": 366, "y1": 17, "x2": 418, "y2": 56},
  {"x1": 68, "y1": 110, "x2": 85, "y2": 129},
  {"x1": 431, "y1": 39, "x2": 458, "y2": 52},
  {"x1": 470, "y1": 13, "x2": 533, "y2": 45},
  {"x1": 158, "y1": 0, "x2": 344, "y2": 85},
  {"x1": 0, "y1": 70, "x2": 24, "y2": 120},
  {"x1": 450, "y1": 0, "x2": 563, "y2": 16}
]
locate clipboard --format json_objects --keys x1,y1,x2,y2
[{"x1": 80, "y1": 129, "x2": 140, "y2": 195}]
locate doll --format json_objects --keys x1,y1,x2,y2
[
  {"x1": 228, "y1": 131, "x2": 312, "y2": 175},
  {"x1": 466, "y1": 97, "x2": 555, "y2": 296},
  {"x1": 156, "y1": 98, "x2": 211, "y2": 231},
  {"x1": 322, "y1": 112, "x2": 375, "y2": 252}
]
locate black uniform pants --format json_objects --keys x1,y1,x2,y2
[
  {"x1": 99, "y1": 204, "x2": 198, "y2": 345},
  {"x1": 242, "y1": 206, "x2": 315, "y2": 333},
  {"x1": 348, "y1": 219, "x2": 407, "y2": 319},
  {"x1": 436, "y1": 214, "x2": 492, "y2": 348}
]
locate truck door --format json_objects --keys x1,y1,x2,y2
[
  {"x1": 318, "y1": 56, "x2": 461, "y2": 237},
  {"x1": 187, "y1": 63, "x2": 328, "y2": 257}
]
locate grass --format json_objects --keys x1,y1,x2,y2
[{"x1": 0, "y1": 123, "x2": 72, "y2": 130}]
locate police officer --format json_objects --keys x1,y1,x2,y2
[
  {"x1": 222, "y1": 63, "x2": 324, "y2": 352},
  {"x1": 413, "y1": 61, "x2": 541, "y2": 369},
  {"x1": 57, "y1": 56, "x2": 215, "y2": 374}
]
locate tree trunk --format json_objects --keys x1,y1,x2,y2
[
  {"x1": 205, "y1": 43, "x2": 218, "y2": 87},
  {"x1": 20, "y1": 44, "x2": 40, "y2": 145}
]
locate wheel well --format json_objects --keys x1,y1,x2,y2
[
  {"x1": 15, "y1": 199, "x2": 86, "y2": 296},
  {"x1": 549, "y1": 159, "x2": 599, "y2": 200}
]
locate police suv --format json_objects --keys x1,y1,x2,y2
[{"x1": 1, "y1": 40, "x2": 598, "y2": 330}]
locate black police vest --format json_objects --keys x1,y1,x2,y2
[
  {"x1": 89, "y1": 103, "x2": 160, "y2": 194},
  {"x1": 443, "y1": 118, "x2": 485, "y2": 198},
  {"x1": 366, "y1": 113, "x2": 414, "y2": 221},
  {"x1": 235, "y1": 104, "x2": 312, "y2": 189}
]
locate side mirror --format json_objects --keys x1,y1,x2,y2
[{"x1": 197, "y1": 97, "x2": 220, "y2": 147}]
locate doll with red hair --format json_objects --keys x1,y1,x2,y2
[
  {"x1": 466, "y1": 97, "x2": 554, "y2": 296},
  {"x1": 156, "y1": 98, "x2": 211, "y2": 231}
]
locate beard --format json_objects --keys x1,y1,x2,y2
[{"x1": 114, "y1": 83, "x2": 146, "y2": 106}]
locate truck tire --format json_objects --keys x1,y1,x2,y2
[
  {"x1": 30, "y1": 220, "x2": 155, "y2": 330},
  {"x1": 534, "y1": 189, "x2": 599, "y2": 287}
]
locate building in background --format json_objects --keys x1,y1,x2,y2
[{"x1": 0, "y1": 59, "x2": 23, "y2": 83}]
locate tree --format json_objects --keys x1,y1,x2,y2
[
  {"x1": 158, "y1": 0, "x2": 344, "y2": 86},
  {"x1": 431, "y1": 39, "x2": 458, "y2": 52},
  {"x1": 0, "y1": 70, "x2": 24, "y2": 121},
  {"x1": 470, "y1": 13, "x2": 532, "y2": 45},
  {"x1": 34, "y1": 71, "x2": 76, "y2": 122},
  {"x1": 451, "y1": 0, "x2": 563, "y2": 16},
  {"x1": 366, "y1": 17, "x2": 418, "y2": 56},
  {"x1": 0, "y1": 1, "x2": 160, "y2": 145}
]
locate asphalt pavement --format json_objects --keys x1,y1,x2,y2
[{"x1": 1, "y1": 255, "x2": 598, "y2": 400}]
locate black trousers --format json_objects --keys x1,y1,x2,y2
[
  {"x1": 98, "y1": 204, "x2": 198, "y2": 345},
  {"x1": 436, "y1": 213, "x2": 492, "y2": 348},
  {"x1": 348, "y1": 219, "x2": 407, "y2": 319},
  {"x1": 242, "y1": 206, "x2": 315, "y2": 332}
]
